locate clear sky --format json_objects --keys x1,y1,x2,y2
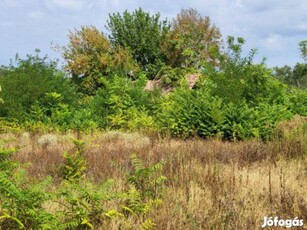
[{"x1": 1, "y1": 0, "x2": 306, "y2": 68}]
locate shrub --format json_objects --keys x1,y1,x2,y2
[
  {"x1": 155, "y1": 65, "x2": 187, "y2": 88},
  {"x1": 158, "y1": 85, "x2": 293, "y2": 140},
  {"x1": 62, "y1": 139, "x2": 87, "y2": 182},
  {"x1": 0, "y1": 144, "x2": 57, "y2": 229},
  {"x1": 57, "y1": 179, "x2": 117, "y2": 229},
  {"x1": 91, "y1": 75, "x2": 159, "y2": 130},
  {"x1": 0, "y1": 52, "x2": 77, "y2": 122},
  {"x1": 288, "y1": 88, "x2": 307, "y2": 116},
  {"x1": 204, "y1": 37, "x2": 287, "y2": 105}
]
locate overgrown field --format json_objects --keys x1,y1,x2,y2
[
  {"x1": 0, "y1": 116, "x2": 306, "y2": 229},
  {"x1": 0, "y1": 7, "x2": 307, "y2": 229}
]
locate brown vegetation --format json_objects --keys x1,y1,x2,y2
[
  {"x1": 145, "y1": 74, "x2": 200, "y2": 93},
  {"x1": 1, "y1": 124, "x2": 306, "y2": 229}
]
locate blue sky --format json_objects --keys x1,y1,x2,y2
[{"x1": 1, "y1": 0, "x2": 306, "y2": 68}]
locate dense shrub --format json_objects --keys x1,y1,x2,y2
[
  {"x1": 0, "y1": 53, "x2": 77, "y2": 122},
  {"x1": 158, "y1": 86, "x2": 293, "y2": 140},
  {"x1": 155, "y1": 65, "x2": 188, "y2": 88},
  {"x1": 91, "y1": 75, "x2": 160, "y2": 130},
  {"x1": 288, "y1": 88, "x2": 307, "y2": 116},
  {"x1": 0, "y1": 10, "x2": 306, "y2": 141},
  {"x1": 204, "y1": 37, "x2": 288, "y2": 105}
]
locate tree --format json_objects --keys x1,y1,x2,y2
[
  {"x1": 63, "y1": 26, "x2": 138, "y2": 95},
  {"x1": 206, "y1": 36, "x2": 285, "y2": 104},
  {"x1": 161, "y1": 8, "x2": 222, "y2": 69},
  {"x1": 273, "y1": 65, "x2": 293, "y2": 84},
  {"x1": 299, "y1": 40, "x2": 307, "y2": 64},
  {"x1": 0, "y1": 85, "x2": 3, "y2": 104},
  {"x1": 273, "y1": 40, "x2": 307, "y2": 89},
  {"x1": 0, "y1": 52, "x2": 77, "y2": 121},
  {"x1": 292, "y1": 63, "x2": 307, "y2": 88},
  {"x1": 106, "y1": 8, "x2": 170, "y2": 70}
]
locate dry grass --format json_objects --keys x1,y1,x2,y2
[{"x1": 1, "y1": 126, "x2": 306, "y2": 229}]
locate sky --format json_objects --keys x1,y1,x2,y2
[{"x1": 0, "y1": 0, "x2": 306, "y2": 68}]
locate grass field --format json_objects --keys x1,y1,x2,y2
[{"x1": 1, "y1": 119, "x2": 306, "y2": 229}]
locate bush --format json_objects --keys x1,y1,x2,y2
[
  {"x1": 204, "y1": 37, "x2": 287, "y2": 105},
  {"x1": 158, "y1": 85, "x2": 293, "y2": 140},
  {"x1": 91, "y1": 75, "x2": 160, "y2": 130},
  {"x1": 0, "y1": 144, "x2": 57, "y2": 229},
  {"x1": 0, "y1": 52, "x2": 77, "y2": 122},
  {"x1": 155, "y1": 65, "x2": 187, "y2": 88},
  {"x1": 288, "y1": 88, "x2": 307, "y2": 116}
]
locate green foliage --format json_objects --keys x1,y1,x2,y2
[
  {"x1": 288, "y1": 88, "x2": 307, "y2": 116},
  {"x1": 121, "y1": 154, "x2": 166, "y2": 229},
  {"x1": 141, "y1": 218, "x2": 156, "y2": 230},
  {"x1": 70, "y1": 108, "x2": 98, "y2": 134},
  {"x1": 156, "y1": 65, "x2": 187, "y2": 87},
  {"x1": 107, "y1": 8, "x2": 170, "y2": 72},
  {"x1": 0, "y1": 85, "x2": 3, "y2": 104},
  {"x1": 299, "y1": 40, "x2": 307, "y2": 63},
  {"x1": 273, "y1": 41, "x2": 307, "y2": 89},
  {"x1": 274, "y1": 63, "x2": 307, "y2": 89},
  {"x1": 0, "y1": 52, "x2": 77, "y2": 122},
  {"x1": 161, "y1": 8, "x2": 222, "y2": 69},
  {"x1": 159, "y1": 84, "x2": 293, "y2": 140},
  {"x1": 0, "y1": 144, "x2": 57, "y2": 229},
  {"x1": 92, "y1": 75, "x2": 159, "y2": 130},
  {"x1": 63, "y1": 26, "x2": 138, "y2": 95},
  {"x1": 0, "y1": 11, "x2": 305, "y2": 142},
  {"x1": 292, "y1": 63, "x2": 307, "y2": 88},
  {"x1": 0, "y1": 147, "x2": 18, "y2": 172},
  {"x1": 204, "y1": 36, "x2": 287, "y2": 105},
  {"x1": 62, "y1": 139, "x2": 87, "y2": 181},
  {"x1": 57, "y1": 179, "x2": 116, "y2": 229},
  {"x1": 127, "y1": 154, "x2": 166, "y2": 199}
]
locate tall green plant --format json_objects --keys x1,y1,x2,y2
[
  {"x1": 62, "y1": 139, "x2": 87, "y2": 182},
  {"x1": 0, "y1": 144, "x2": 57, "y2": 229},
  {"x1": 91, "y1": 75, "x2": 159, "y2": 130},
  {"x1": 0, "y1": 52, "x2": 77, "y2": 122},
  {"x1": 107, "y1": 8, "x2": 170, "y2": 73},
  {"x1": 204, "y1": 36, "x2": 287, "y2": 105}
]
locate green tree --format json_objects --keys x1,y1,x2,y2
[
  {"x1": 292, "y1": 62, "x2": 307, "y2": 88},
  {"x1": 205, "y1": 36, "x2": 286, "y2": 105},
  {"x1": 299, "y1": 40, "x2": 307, "y2": 63},
  {"x1": 273, "y1": 65, "x2": 292, "y2": 84},
  {"x1": 0, "y1": 52, "x2": 77, "y2": 121},
  {"x1": 161, "y1": 8, "x2": 222, "y2": 69},
  {"x1": 106, "y1": 8, "x2": 170, "y2": 71},
  {"x1": 273, "y1": 64, "x2": 307, "y2": 89}
]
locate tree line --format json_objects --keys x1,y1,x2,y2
[{"x1": 0, "y1": 8, "x2": 306, "y2": 140}]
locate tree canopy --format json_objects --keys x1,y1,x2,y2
[
  {"x1": 106, "y1": 8, "x2": 170, "y2": 69},
  {"x1": 161, "y1": 8, "x2": 222, "y2": 69},
  {"x1": 63, "y1": 26, "x2": 138, "y2": 95}
]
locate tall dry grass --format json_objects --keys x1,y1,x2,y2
[{"x1": 0, "y1": 118, "x2": 306, "y2": 229}]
